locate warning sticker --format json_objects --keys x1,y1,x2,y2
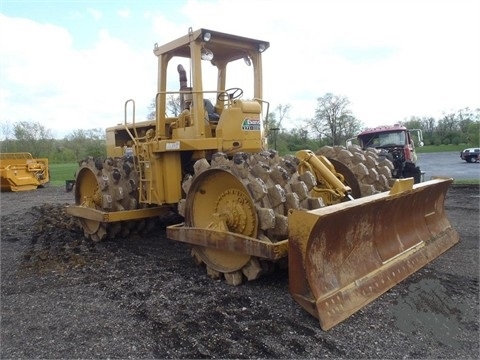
[{"x1": 241, "y1": 118, "x2": 261, "y2": 131}]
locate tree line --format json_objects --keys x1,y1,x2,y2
[
  {"x1": 0, "y1": 122, "x2": 106, "y2": 163},
  {"x1": 265, "y1": 94, "x2": 479, "y2": 154},
  {"x1": 1, "y1": 93, "x2": 478, "y2": 162}
]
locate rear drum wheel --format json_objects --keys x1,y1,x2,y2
[
  {"x1": 316, "y1": 145, "x2": 395, "y2": 196},
  {"x1": 74, "y1": 156, "x2": 140, "y2": 241}
]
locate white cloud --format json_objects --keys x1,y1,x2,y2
[
  {"x1": 0, "y1": 14, "x2": 155, "y2": 138},
  {"x1": 175, "y1": 0, "x2": 480, "y2": 125},
  {"x1": 117, "y1": 8, "x2": 130, "y2": 18},
  {"x1": 87, "y1": 8, "x2": 102, "y2": 21}
]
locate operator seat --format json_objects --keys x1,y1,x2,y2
[{"x1": 204, "y1": 99, "x2": 220, "y2": 122}]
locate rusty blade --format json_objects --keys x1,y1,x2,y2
[{"x1": 288, "y1": 178, "x2": 459, "y2": 331}]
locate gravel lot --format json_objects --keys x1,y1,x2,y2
[{"x1": 0, "y1": 184, "x2": 478, "y2": 359}]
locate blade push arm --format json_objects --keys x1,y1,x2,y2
[{"x1": 296, "y1": 150, "x2": 354, "y2": 202}]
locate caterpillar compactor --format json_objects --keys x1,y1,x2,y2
[{"x1": 66, "y1": 28, "x2": 459, "y2": 330}]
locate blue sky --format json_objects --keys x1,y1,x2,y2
[
  {"x1": 1, "y1": 0, "x2": 479, "y2": 138},
  {"x1": 1, "y1": 1, "x2": 179, "y2": 49}
]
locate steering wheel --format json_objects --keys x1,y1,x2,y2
[{"x1": 217, "y1": 87, "x2": 243, "y2": 102}]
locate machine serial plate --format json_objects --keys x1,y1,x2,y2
[{"x1": 166, "y1": 141, "x2": 181, "y2": 150}]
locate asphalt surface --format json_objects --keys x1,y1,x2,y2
[{"x1": 416, "y1": 151, "x2": 480, "y2": 181}]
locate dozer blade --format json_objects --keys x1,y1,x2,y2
[{"x1": 288, "y1": 178, "x2": 459, "y2": 331}]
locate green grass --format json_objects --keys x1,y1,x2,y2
[
  {"x1": 453, "y1": 178, "x2": 480, "y2": 185},
  {"x1": 49, "y1": 163, "x2": 78, "y2": 186}
]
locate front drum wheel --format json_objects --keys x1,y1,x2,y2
[
  {"x1": 181, "y1": 151, "x2": 325, "y2": 285},
  {"x1": 185, "y1": 168, "x2": 257, "y2": 285}
]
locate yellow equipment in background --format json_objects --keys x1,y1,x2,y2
[
  {"x1": 0, "y1": 152, "x2": 50, "y2": 192},
  {"x1": 66, "y1": 28, "x2": 459, "y2": 330}
]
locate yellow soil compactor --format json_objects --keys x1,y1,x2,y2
[
  {"x1": 0, "y1": 152, "x2": 49, "y2": 192},
  {"x1": 66, "y1": 28, "x2": 459, "y2": 330}
]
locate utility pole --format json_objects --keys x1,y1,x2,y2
[{"x1": 270, "y1": 127, "x2": 279, "y2": 150}]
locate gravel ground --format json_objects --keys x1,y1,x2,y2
[{"x1": 0, "y1": 184, "x2": 478, "y2": 359}]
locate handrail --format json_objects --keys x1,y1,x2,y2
[
  {"x1": 253, "y1": 98, "x2": 269, "y2": 124},
  {"x1": 124, "y1": 99, "x2": 138, "y2": 139}
]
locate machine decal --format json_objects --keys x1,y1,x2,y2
[{"x1": 241, "y1": 118, "x2": 260, "y2": 131}]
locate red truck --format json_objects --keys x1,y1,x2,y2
[{"x1": 348, "y1": 124, "x2": 424, "y2": 183}]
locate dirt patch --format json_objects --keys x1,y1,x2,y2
[{"x1": 1, "y1": 185, "x2": 479, "y2": 359}]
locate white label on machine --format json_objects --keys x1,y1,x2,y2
[
  {"x1": 166, "y1": 141, "x2": 180, "y2": 150},
  {"x1": 242, "y1": 118, "x2": 261, "y2": 131}
]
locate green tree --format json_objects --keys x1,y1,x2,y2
[
  {"x1": 64, "y1": 128, "x2": 106, "y2": 160},
  {"x1": 419, "y1": 117, "x2": 437, "y2": 145},
  {"x1": 438, "y1": 112, "x2": 459, "y2": 133},
  {"x1": 283, "y1": 126, "x2": 320, "y2": 152},
  {"x1": 12, "y1": 121, "x2": 53, "y2": 157},
  {"x1": 265, "y1": 104, "x2": 291, "y2": 149},
  {"x1": 466, "y1": 121, "x2": 480, "y2": 145},
  {"x1": 148, "y1": 95, "x2": 182, "y2": 120},
  {"x1": 307, "y1": 93, "x2": 362, "y2": 146},
  {"x1": 0, "y1": 120, "x2": 15, "y2": 152},
  {"x1": 403, "y1": 116, "x2": 423, "y2": 131},
  {"x1": 147, "y1": 99, "x2": 156, "y2": 120},
  {"x1": 455, "y1": 107, "x2": 480, "y2": 144}
]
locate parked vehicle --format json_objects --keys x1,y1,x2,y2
[
  {"x1": 460, "y1": 148, "x2": 480, "y2": 163},
  {"x1": 347, "y1": 125, "x2": 424, "y2": 183}
]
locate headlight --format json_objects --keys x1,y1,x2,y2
[
  {"x1": 203, "y1": 32, "x2": 211, "y2": 42},
  {"x1": 201, "y1": 47, "x2": 213, "y2": 61}
]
